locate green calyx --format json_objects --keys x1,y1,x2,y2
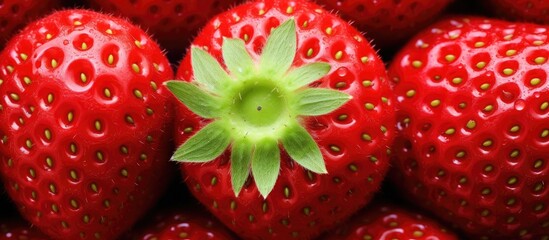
[{"x1": 166, "y1": 19, "x2": 351, "y2": 198}]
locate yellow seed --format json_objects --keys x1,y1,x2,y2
[
  {"x1": 26, "y1": 139, "x2": 32, "y2": 148},
  {"x1": 325, "y1": 27, "x2": 333, "y2": 35},
  {"x1": 81, "y1": 42, "x2": 88, "y2": 50},
  {"x1": 334, "y1": 51, "x2": 343, "y2": 60},
  {"x1": 456, "y1": 151, "x2": 466, "y2": 158},
  {"x1": 20, "y1": 53, "x2": 28, "y2": 61},
  {"x1": 452, "y1": 77, "x2": 463, "y2": 84},
  {"x1": 104, "y1": 88, "x2": 112, "y2": 98},
  {"x1": 361, "y1": 56, "x2": 369, "y2": 63},
  {"x1": 133, "y1": 89, "x2": 143, "y2": 99},
  {"x1": 10, "y1": 93, "x2": 19, "y2": 101},
  {"x1": 95, "y1": 120, "x2": 101, "y2": 131},
  {"x1": 510, "y1": 149, "x2": 520, "y2": 158},
  {"x1": 541, "y1": 129, "x2": 549, "y2": 138},
  {"x1": 96, "y1": 151, "x2": 104, "y2": 162},
  {"x1": 6, "y1": 65, "x2": 14, "y2": 73},
  {"x1": 365, "y1": 103, "x2": 375, "y2": 110},
  {"x1": 445, "y1": 54, "x2": 456, "y2": 62},
  {"x1": 534, "y1": 40, "x2": 544, "y2": 45},
  {"x1": 258, "y1": 9, "x2": 265, "y2": 15},
  {"x1": 480, "y1": 83, "x2": 490, "y2": 90},
  {"x1": 132, "y1": 63, "x2": 140, "y2": 73},
  {"x1": 508, "y1": 177, "x2": 518, "y2": 185},
  {"x1": 107, "y1": 54, "x2": 114, "y2": 65},
  {"x1": 126, "y1": 115, "x2": 134, "y2": 124},
  {"x1": 306, "y1": 48, "x2": 313, "y2": 57},
  {"x1": 362, "y1": 133, "x2": 372, "y2": 141},
  {"x1": 134, "y1": 40, "x2": 142, "y2": 48},
  {"x1": 504, "y1": 34, "x2": 513, "y2": 40},
  {"x1": 484, "y1": 105, "x2": 494, "y2": 112},
  {"x1": 466, "y1": 120, "x2": 476, "y2": 129},
  {"x1": 476, "y1": 61, "x2": 486, "y2": 69},
  {"x1": 482, "y1": 140, "x2": 493, "y2": 147},
  {"x1": 47, "y1": 93, "x2": 54, "y2": 103},
  {"x1": 474, "y1": 41, "x2": 485, "y2": 48},
  {"x1": 74, "y1": 20, "x2": 82, "y2": 26},
  {"x1": 503, "y1": 68, "x2": 514, "y2": 75},
  {"x1": 44, "y1": 129, "x2": 52, "y2": 140},
  {"x1": 535, "y1": 57, "x2": 547, "y2": 64},
  {"x1": 68, "y1": 111, "x2": 74, "y2": 122},
  {"x1": 406, "y1": 90, "x2": 416, "y2": 97},
  {"x1": 80, "y1": 73, "x2": 87, "y2": 83},
  {"x1": 120, "y1": 168, "x2": 128, "y2": 177},
  {"x1": 23, "y1": 76, "x2": 31, "y2": 85},
  {"x1": 46, "y1": 33, "x2": 53, "y2": 39},
  {"x1": 445, "y1": 128, "x2": 456, "y2": 135},
  {"x1": 286, "y1": 6, "x2": 294, "y2": 14},
  {"x1": 70, "y1": 143, "x2": 77, "y2": 153},
  {"x1": 541, "y1": 102, "x2": 549, "y2": 110},
  {"x1": 412, "y1": 60, "x2": 423, "y2": 68},
  {"x1": 362, "y1": 80, "x2": 372, "y2": 87},
  {"x1": 506, "y1": 49, "x2": 517, "y2": 56},
  {"x1": 51, "y1": 59, "x2": 58, "y2": 68},
  {"x1": 531, "y1": 78, "x2": 542, "y2": 86},
  {"x1": 430, "y1": 99, "x2": 441, "y2": 107},
  {"x1": 150, "y1": 81, "x2": 158, "y2": 90}
]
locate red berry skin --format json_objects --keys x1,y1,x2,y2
[
  {"x1": 0, "y1": 9, "x2": 175, "y2": 240},
  {"x1": 315, "y1": 0, "x2": 452, "y2": 48},
  {"x1": 389, "y1": 16, "x2": 549, "y2": 239},
  {"x1": 0, "y1": 218, "x2": 49, "y2": 240},
  {"x1": 127, "y1": 207, "x2": 236, "y2": 240},
  {"x1": 323, "y1": 202, "x2": 460, "y2": 240},
  {"x1": 86, "y1": 0, "x2": 243, "y2": 59},
  {"x1": 0, "y1": 0, "x2": 61, "y2": 49},
  {"x1": 173, "y1": 0, "x2": 395, "y2": 239},
  {"x1": 486, "y1": 0, "x2": 549, "y2": 24}
]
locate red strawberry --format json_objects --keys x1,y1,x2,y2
[
  {"x1": 1, "y1": 218, "x2": 49, "y2": 240},
  {"x1": 0, "y1": 9, "x2": 175, "y2": 239},
  {"x1": 166, "y1": 0, "x2": 395, "y2": 239},
  {"x1": 323, "y1": 202, "x2": 460, "y2": 240},
  {"x1": 86, "y1": 0, "x2": 243, "y2": 59},
  {"x1": 315, "y1": 0, "x2": 453, "y2": 48},
  {"x1": 389, "y1": 16, "x2": 549, "y2": 239},
  {"x1": 128, "y1": 206, "x2": 236, "y2": 240},
  {"x1": 0, "y1": 0, "x2": 61, "y2": 48},
  {"x1": 486, "y1": 0, "x2": 549, "y2": 24}
]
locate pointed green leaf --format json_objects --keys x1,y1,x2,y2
[
  {"x1": 259, "y1": 19, "x2": 296, "y2": 77},
  {"x1": 281, "y1": 123, "x2": 327, "y2": 174},
  {"x1": 222, "y1": 38, "x2": 254, "y2": 78},
  {"x1": 285, "y1": 62, "x2": 331, "y2": 90},
  {"x1": 251, "y1": 139, "x2": 280, "y2": 198},
  {"x1": 230, "y1": 138, "x2": 253, "y2": 196},
  {"x1": 172, "y1": 121, "x2": 231, "y2": 162},
  {"x1": 294, "y1": 88, "x2": 351, "y2": 116},
  {"x1": 191, "y1": 46, "x2": 232, "y2": 92},
  {"x1": 165, "y1": 81, "x2": 223, "y2": 119}
]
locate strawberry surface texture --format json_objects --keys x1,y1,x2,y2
[
  {"x1": 389, "y1": 16, "x2": 549, "y2": 239},
  {"x1": 0, "y1": 9, "x2": 175, "y2": 240},
  {"x1": 168, "y1": 0, "x2": 395, "y2": 239}
]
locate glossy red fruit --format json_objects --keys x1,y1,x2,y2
[
  {"x1": 0, "y1": 218, "x2": 49, "y2": 240},
  {"x1": 0, "y1": 0, "x2": 61, "y2": 48},
  {"x1": 486, "y1": 0, "x2": 549, "y2": 24},
  {"x1": 86, "y1": 0, "x2": 242, "y2": 59},
  {"x1": 0, "y1": 9, "x2": 174, "y2": 240},
  {"x1": 315, "y1": 0, "x2": 452, "y2": 48},
  {"x1": 170, "y1": 0, "x2": 395, "y2": 239},
  {"x1": 389, "y1": 16, "x2": 549, "y2": 239},
  {"x1": 128, "y1": 206, "x2": 235, "y2": 240},
  {"x1": 323, "y1": 202, "x2": 460, "y2": 240}
]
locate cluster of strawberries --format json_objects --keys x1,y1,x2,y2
[{"x1": 1, "y1": 0, "x2": 548, "y2": 239}]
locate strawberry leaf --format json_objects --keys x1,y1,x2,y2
[
  {"x1": 172, "y1": 121, "x2": 231, "y2": 162},
  {"x1": 259, "y1": 19, "x2": 296, "y2": 78},
  {"x1": 285, "y1": 62, "x2": 331, "y2": 90},
  {"x1": 251, "y1": 138, "x2": 280, "y2": 198},
  {"x1": 281, "y1": 123, "x2": 327, "y2": 174},
  {"x1": 293, "y1": 88, "x2": 351, "y2": 116},
  {"x1": 192, "y1": 46, "x2": 232, "y2": 93},
  {"x1": 230, "y1": 138, "x2": 253, "y2": 196},
  {"x1": 164, "y1": 81, "x2": 223, "y2": 119},
  {"x1": 222, "y1": 38, "x2": 254, "y2": 78}
]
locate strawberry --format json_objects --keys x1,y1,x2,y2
[
  {"x1": 166, "y1": 0, "x2": 395, "y2": 239},
  {"x1": 0, "y1": 0, "x2": 61, "y2": 48},
  {"x1": 86, "y1": 0, "x2": 243, "y2": 60},
  {"x1": 315, "y1": 0, "x2": 453, "y2": 48},
  {"x1": 389, "y1": 16, "x2": 549, "y2": 239},
  {"x1": 0, "y1": 9, "x2": 175, "y2": 239},
  {"x1": 1, "y1": 217, "x2": 49, "y2": 240},
  {"x1": 323, "y1": 202, "x2": 460, "y2": 240},
  {"x1": 127, "y1": 205, "x2": 236, "y2": 240},
  {"x1": 486, "y1": 0, "x2": 549, "y2": 24}
]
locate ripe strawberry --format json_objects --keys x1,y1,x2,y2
[
  {"x1": 315, "y1": 0, "x2": 453, "y2": 48},
  {"x1": 128, "y1": 206, "x2": 236, "y2": 240},
  {"x1": 323, "y1": 202, "x2": 460, "y2": 240},
  {"x1": 0, "y1": 9, "x2": 175, "y2": 239},
  {"x1": 86, "y1": 0, "x2": 243, "y2": 59},
  {"x1": 1, "y1": 217, "x2": 49, "y2": 240},
  {"x1": 486, "y1": 0, "x2": 549, "y2": 24},
  {"x1": 389, "y1": 16, "x2": 549, "y2": 239},
  {"x1": 167, "y1": 0, "x2": 395, "y2": 239},
  {"x1": 0, "y1": 0, "x2": 61, "y2": 48}
]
